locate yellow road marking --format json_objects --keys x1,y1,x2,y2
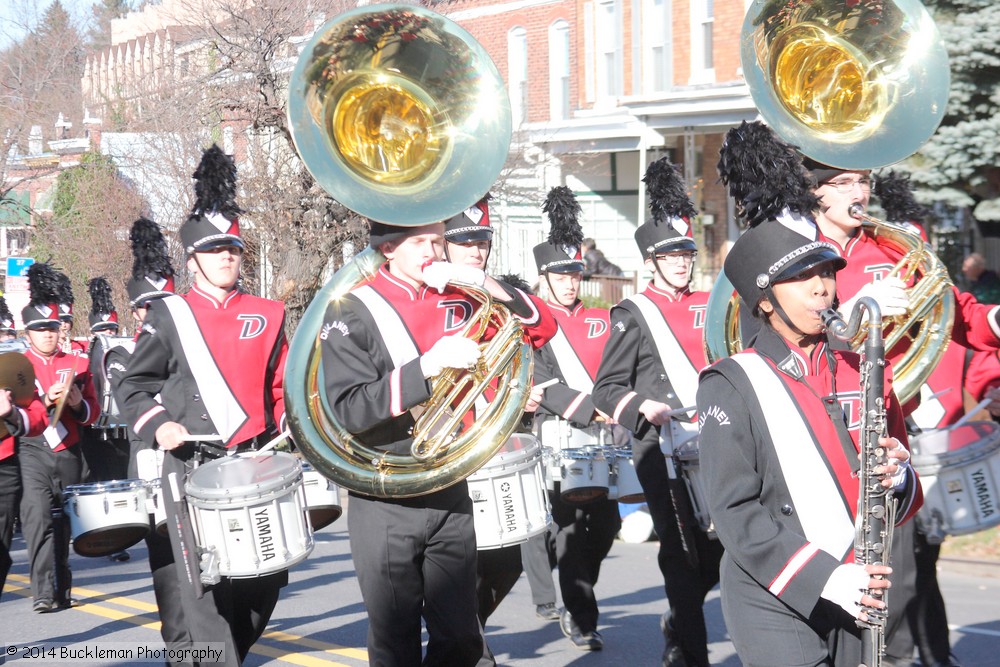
[{"x1": 5, "y1": 574, "x2": 368, "y2": 665}]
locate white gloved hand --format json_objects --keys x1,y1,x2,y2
[
  {"x1": 421, "y1": 262, "x2": 486, "y2": 293},
  {"x1": 820, "y1": 563, "x2": 870, "y2": 619},
  {"x1": 842, "y1": 277, "x2": 909, "y2": 319},
  {"x1": 420, "y1": 335, "x2": 482, "y2": 378}
]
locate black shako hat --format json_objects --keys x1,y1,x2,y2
[
  {"x1": 127, "y1": 217, "x2": 176, "y2": 307},
  {"x1": 55, "y1": 271, "x2": 74, "y2": 322},
  {"x1": 180, "y1": 144, "x2": 244, "y2": 254},
  {"x1": 444, "y1": 197, "x2": 493, "y2": 244},
  {"x1": 0, "y1": 296, "x2": 14, "y2": 333},
  {"x1": 533, "y1": 186, "x2": 585, "y2": 274},
  {"x1": 725, "y1": 214, "x2": 846, "y2": 314},
  {"x1": 635, "y1": 157, "x2": 697, "y2": 258},
  {"x1": 22, "y1": 262, "x2": 63, "y2": 330},
  {"x1": 874, "y1": 170, "x2": 930, "y2": 224},
  {"x1": 87, "y1": 277, "x2": 119, "y2": 332},
  {"x1": 800, "y1": 155, "x2": 866, "y2": 186}
]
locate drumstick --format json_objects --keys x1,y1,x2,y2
[
  {"x1": 666, "y1": 405, "x2": 697, "y2": 418},
  {"x1": 252, "y1": 429, "x2": 292, "y2": 457},
  {"x1": 953, "y1": 398, "x2": 994, "y2": 429},
  {"x1": 178, "y1": 434, "x2": 225, "y2": 442},
  {"x1": 534, "y1": 378, "x2": 559, "y2": 390}
]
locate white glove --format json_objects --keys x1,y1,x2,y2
[
  {"x1": 820, "y1": 563, "x2": 870, "y2": 619},
  {"x1": 842, "y1": 277, "x2": 909, "y2": 319},
  {"x1": 420, "y1": 335, "x2": 481, "y2": 378},
  {"x1": 421, "y1": 262, "x2": 486, "y2": 293}
]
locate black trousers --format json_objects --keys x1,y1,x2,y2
[
  {"x1": 80, "y1": 427, "x2": 131, "y2": 482},
  {"x1": 550, "y1": 487, "x2": 620, "y2": 634},
  {"x1": 520, "y1": 529, "x2": 556, "y2": 605},
  {"x1": 158, "y1": 448, "x2": 287, "y2": 667},
  {"x1": 476, "y1": 545, "x2": 522, "y2": 625},
  {"x1": 635, "y1": 434, "x2": 724, "y2": 667},
  {"x1": 348, "y1": 484, "x2": 486, "y2": 667},
  {"x1": 885, "y1": 520, "x2": 952, "y2": 666},
  {"x1": 0, "y1": 455, "x2": 21, "y2": 600},
  {"x1": 18, "y1": 441, "x2": 82, "y2": 604}
]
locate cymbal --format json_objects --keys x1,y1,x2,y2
[{"x1": 0, "y1": 352, "x2": 37, "y2": 439}]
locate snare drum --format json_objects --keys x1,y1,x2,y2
[
  {"x1": 911, "y1": 422, "x2": 1000, "y2": 542},
  {"x1": 63, "y1": 480, "x2": 150, "y2": 557},
  {"x1": 539, "y1": 419, "x2": 615, "y2": 450},
  {"x1": 468, "y1": 433, "x2": 551, "y2": 550},
  {"x1": 559, "y1": 447, "x2": 610, "y2": 503},
  {"x1": 185, "y1": 452, "x2": 314, "y2": 578},
  {"x1": 145, "y1": 478, "x2": 168, "y2": 536},
  {"x1": 300, "y1": 462, "x2": 343, "y2": 530},
  {"x1": 674, "y1": 437, "x2": 715, "y2": 537},
  {"x1": 609, "y1": 448, "x2": 644, "y2": 503}
]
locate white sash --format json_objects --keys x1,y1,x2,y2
[
  {"x1": 353, "y1": 286, "x2": 419, "y2": 367},
  {"x1": 626, "y1": 293, "x2": 699, "y2": 412},
  {"x1": 546, "y1": 325, "x2": 593, "y2": 393}
]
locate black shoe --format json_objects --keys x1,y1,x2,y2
[
  {"x1": 107, "y1": 550, "x2": 130, "y2": 562},
  {"x1": 33, "y1": 599, "x2": 54, "y2": 613},
  {"x1": 58, "y1": 598, "x2": 77, "y2": 609},
  {"x1": 570, "y1": 629, "x2": 604, "y2": 651},
  {"x1": 535, "y1": 603, "x2": 560, "y2": 621},
  {"x1": 560, "y1": 608, "x2": 575, "y2": 638},
  {"x1": 659, "y1": 612, "x2": 688, "y2": 667}
]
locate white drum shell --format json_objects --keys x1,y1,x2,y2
[
  {"x1": 185, "y1": 453, "x2": 314, "y2": 578},
  {"x1": 300, "y1": 462, "x2": 343, "y2": 530},
  {"x1": 912, "y1": 423, "x2": 1000, "y2": 538},
  {"x1": 609, "y1": 448, "x2": 644, "y2": 503},
  {"x1": 64, "y1": 480, "x2": 150, "y2": 557},
  {"x1": 559, "y1": 447, "x2": 610, "y2": 503},
  {"x1": 539, "y1": 419, "x2": 614, "y2": 450},
  {"x1": 468, "y1": 433, "x2": 551, "y2": 550}
]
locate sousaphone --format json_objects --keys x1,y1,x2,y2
[
  {"x1": 284, "y1": 5, "x2": 530, "y2": 498},
  {"x1": 704, "y1": 0, "x2": 953, "y2": 403}
]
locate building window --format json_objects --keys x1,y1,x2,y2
[
  {"x1": 690, "y1": 0, "x2": 715, "y2": 83},
  {"x1": 594, "y1": 0, "x2": 622, "y2": 102},
  {"x1": 643, "y1": 0, "x2": 671, "y2": 92},
  {"x1": 508, "y1": 27, "x2": 528, "y2": 126},
  {"x1": 549, "y1": 20, "x2": 571, "y2": 120}
]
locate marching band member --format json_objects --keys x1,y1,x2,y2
[
  {"x1": 803, "y1": 154, "x2": 1000, "y2": 353},
  {"x1": 532, "y1": 186, "x2": 620, "y2": 651},
  {"x1": 79, "y1": 277, "x2": 132, "y2": 562},
  {"x1": 700, "y1": 127, "x2": 922, "y2": 665},
  {"x1": 319, "y1": 215, "x2": 554, "y2": 667},
  {"x1": 19, "y1": 262, "x2": 100, "y2": 613},
  {"x1": 873, "y1": 171, "x2": 969, "y2": 667},
  {"x1": 592, "y1": 158, "x2": 724, "y2": 667},
  {"x1": 118, "y1": 145, "x2": 289, "y2": 666},
  {"x1": 108, "y1": 216, "x2": 183, "y2": 659},
  {"x1": 0, "y1": 296, "x2": 47, "y2": 602},
  {"x1": 441, "y1": 199, "x2": 542, "y2": 628}
]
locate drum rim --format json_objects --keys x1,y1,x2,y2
[
  {"x1": 186, "y1": 452, "x2": 304, "y2": 500},
  {"x1": 63, "y1": 479, "x2": 149, "y2": 496}
]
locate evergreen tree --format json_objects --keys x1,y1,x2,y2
[
  {"x1": 907, "y1": 0, "x2": 1000, "y2": 226},
  {"x1": 87, "y1": 0, "x2": 132, "y2": 50}
]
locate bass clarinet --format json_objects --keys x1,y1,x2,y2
[{"x1": 822, "y1": 297, "x2": 899, "y2": 667}]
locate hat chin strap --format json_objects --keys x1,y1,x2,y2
[
  {"x1": 765, "y1": 287, "x2": 812, "y2": 340},
  {"x1": 543, "y1": 274, "x2": 577, "y2": 309},
  {"x1": 192, "y1": 254, "x2": 238, "y2": 294}
]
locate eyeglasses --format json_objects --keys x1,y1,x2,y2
[
  {"x1": 656, "y1": 252, "x2": 697, "y2": 265},
  {"x1": 822, "y1": 177, "x2": 872, "y2": 194}
]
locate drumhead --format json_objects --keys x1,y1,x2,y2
[
  {"x1": 471, "y1": 433, "x2": 540, "y2": 476},
  {"x1": 186, "y1": 452, "x2": 303, "y2": 501},
  {"x1": 911, "y1": 423, "x2": 1000, "y2": 466}
]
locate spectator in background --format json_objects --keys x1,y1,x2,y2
[
  {"x1": 961, "y1": 253, "x2": 1000, "y2": 304},
  {"x1": 581, "y1": 238, "x2": 624, "y2": 279}
]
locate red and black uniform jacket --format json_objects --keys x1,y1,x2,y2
[
  {"x1": 0, "y1": 396, "x2": 49, "y2": 461},
  {"x1": 534, "y1": 300, "x2": 610, "y2": 426},
  {"x1": 21, "y1": 347, "x2": 99, "y2": 451},
  {"x1": 118, "y1": 286, "x2": 288, "y2": 450},
  {"x1": 696, "y1": 324, "x2": 922, "y2": 619},
  {"x1": 592, "y1": 283, "x2": 709, "y2": 449},
  {"x1": 320, "y1": 266, "x2": 555, "y2": 464}
]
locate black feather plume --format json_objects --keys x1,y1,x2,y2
[
  {"x1": 0, "y1": 296, "x2": 12, "y2": 322},
  {"x1": 55, "y1": 271, "x2": 73, "y2": 306},
  {"x1": 130, "y1": 217, "x2": 174, "y2": 281},
  {"x1": 88, "y1": 277, "x2": 115, "y2": 316},
  {"x1": 497, "y1": 273, "x2": 532, "y2": 295},
  {"x1": 717, "y1": 121, "x2": 819, "y2": 227},
  {"x1": 542, "y1": 186, "x2": 583, "y2": 249},
  {"x1": 26, "y1": 263, "x2": 64, "y2": 307},
  {"x1": 643, "y1": 157, "x2": 696, "y2": 223},
  {"x1": 874, "y1": 170, "x2": 930, "y2": 223},
  {"x1": 191, "y1": 144, "x2": 242, "y2": 217}
]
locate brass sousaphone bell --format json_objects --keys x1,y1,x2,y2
[
  {"x1": 284, "y1": 5, "x2": 531, "y2": 498},
  {"x1": 704, "y1": 0, "x2": 954, "y2": 402}
]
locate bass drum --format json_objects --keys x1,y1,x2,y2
[{"x1": 910, "y1": 422, "x2": 1000, "y2": 543}]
